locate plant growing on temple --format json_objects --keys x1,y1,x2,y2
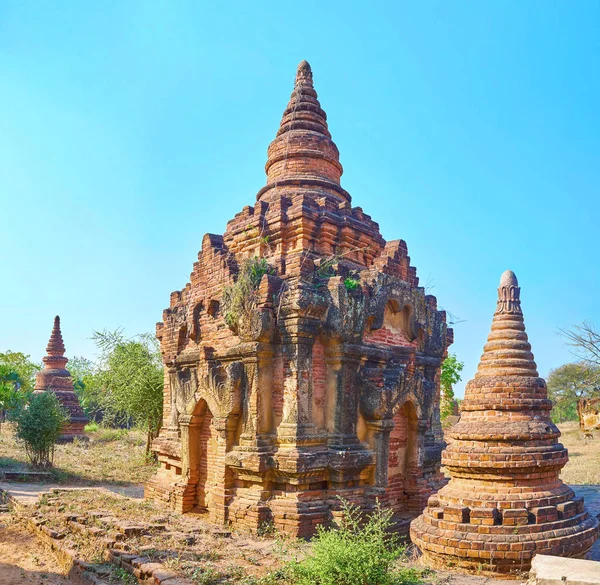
[
  {"x1": 12, "y1": 391, "x2": 68, "y2": 467},
  {"x1": 343, "y1": 276, "x2": 361, "y2": 292},
  {"x1": 289, "y1": 499, "x2": 422, "y2": 585},
  {"x1": 92, "y1": 330, "x2": 163, "y2": 455},
  {"x1": 221, "y1": 257, "x2": 274, "y2": 332},
  {"x1": 547, "y1": 362, "x2": 600, "y2": 423},
  {"x1": 440, "y1": 354, "x2": 464, "y2": 421}
]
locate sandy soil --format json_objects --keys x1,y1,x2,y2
[{"x1": 0, "y1": 517, "x2": 69, "y2": 585}]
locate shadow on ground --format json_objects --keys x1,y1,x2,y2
[{"x1": 0, "y1": 563, "x2": 69, "y2": 585}]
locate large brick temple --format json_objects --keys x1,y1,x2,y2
[
  {"x1": 146, "y1": 61, "x2": 452, "y2": 536},
  {"x1": 411, "y1": 271, "x2": 599, "y2": 574}
]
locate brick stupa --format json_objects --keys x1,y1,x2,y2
[
  {"x1": 146, "y1": 61, "x2": 453, "y2": 536},
  {"x1": 411, "y1": 271, "x2": 599, "y2": 575},
  {"x1": 34, "y1": 316, "x2": 88, "y2": 442}
]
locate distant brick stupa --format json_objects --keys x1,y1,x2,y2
[{"x1": 34, "y1": 316, "x2": 88, "y2": 442}]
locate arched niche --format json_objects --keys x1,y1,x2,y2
[
  {"x1": 382, "y1": 300, "x2": 415, "y2": 342},
  {"x1": 187, "y1": 399, "x2": 217, "y2": 511},
  {"x1": 189, "y1": 302, "x2": 203, "y2": 342},
  {"x1": 365, "y1": 299, "x2": 416, "y2": 346},
  {"x1": 386, "y1": 400, "x2": 419, "y2": 513},
  {"x1": 177, "y1": 324, "x2": 188, "y2": 353}
]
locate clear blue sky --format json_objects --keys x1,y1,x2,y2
[{"x1": 1, "y1": 1, "x2": 599, "y2": 397}]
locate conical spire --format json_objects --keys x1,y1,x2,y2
[
  {"x1": 257, "y1": 60, "x2": 349, "y2": 203},
  {"x1": 35, "y1": 315, "x2": 89, "y2": 439},
  {"x1": 411, "y1": 270, "x2": 599, "y2": 574},
  {"x1": 42, "y1": 315, "x2": 68, "y2": 370},
  {"x1": 475, "y1": 270, "x2": 538, "y2": 377}
]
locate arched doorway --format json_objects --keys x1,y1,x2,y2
[
  {"x1": 188, "y1": 399, "x2": 217, "y2": 511},
  {"x1": 387, "y1": 401, "x2": 419, "y2": 513}
]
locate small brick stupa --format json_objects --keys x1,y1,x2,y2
[
  {"x1": 34, "y1": 316, "x2": 88, "y2": 442},
  {"x1": 411, "y1": 271, "x2": 599, "y2": 575},
  {"x1": 146, "y1": 61, "x2": 452, "y2": 536}
]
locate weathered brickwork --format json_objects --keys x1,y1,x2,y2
[
  {"x1": 411, "y1": 271, "x2": 599, "y2": 576},
  {"x1": 145, "y1": 61, "x2": 452, "y2": 537},
  {"x1": 34, "y1": 316, "x2": 88, "y2": 442}
]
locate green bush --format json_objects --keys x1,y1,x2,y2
[
  {"x1": 290, "y1": 500, "x2": 421, "y2": 585},
  {"x1": 12, "y1": 392, "x2": 68, "y2": 468},
  {"x1": 84, "y1": 421, "x2": 100, "y2": 432}
]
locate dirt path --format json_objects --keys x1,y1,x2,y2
[{"x1": 0, "y1": 517, "x2": 69, "y2": 585}]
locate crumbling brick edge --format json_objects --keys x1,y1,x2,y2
[{"x1": 1, "y1": 488, "x2": 194, "y2": 585}]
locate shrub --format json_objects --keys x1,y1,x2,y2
[
  {"x1": 343, "y1": 277, "x2": 360, "y2": 292},
  {"x1": 222, "y1": 257, "x2": 274, "y2": 332},
  {"x1": 290, "y1": 499, "x2": 421, "y2": 585},
  {"x1": 84, "y1": 421, "x2": 99, "y2": 432},
  {"x1": 12, "y1": 392, "x2": 68, "y2": 468}
]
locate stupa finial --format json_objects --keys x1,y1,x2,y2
[
  {"x1": 500, "y1": 269, "x2": 518, "y2": 287},
  {"x1": 295, "y1": 60, "x2": 313, "y2": 88},
  {"x1": 475, "y1": 270, "x2": 537, "y2": 377},
  {"x1": 43, "y1": 315, "x2": 67, "y2": 370}
]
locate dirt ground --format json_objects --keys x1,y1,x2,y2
[
  {"x1": 0, "y1": 422, "x2": 597, "y2": 584},
  {"x1": 556, "y1": 421, "x2": 600, "y2": 484},
  {"x1": 0, "y1": 517, "x2": 69, "y2": 585}
]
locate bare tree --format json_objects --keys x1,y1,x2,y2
[{"x1": 560, "y1": 321, "x2": 600, "y2": 366}]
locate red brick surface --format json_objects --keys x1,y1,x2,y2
[
  {"x1": 411, "y1": 271, "x2": 599, "y2": 575},
  {"x1": 146, "y1": 61, "x2": 451, "y2": 536}
]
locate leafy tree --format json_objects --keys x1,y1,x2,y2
[
  {"x1": 440, "y1": 354, "x2": 464, "y2": 420},
  {"x1": 12, "y1": 392, "x2": 68, "y2": 467},
  {"x1": 547, "y1": 362, "x2": 600, "y2": 423},
  {"x1": 0, "y1": 365, "x2": 24, "y2": 431},
  {"x1": 68, "y1": 356, "x2": 104, "y2": 422},
  {"x1": 93, "y1": 330, "x2": 163, "y2": 454},
  {"x1": 0, "y1": 351, "x2": 40, "y2": 392}
]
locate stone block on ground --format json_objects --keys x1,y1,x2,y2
[{"x1": 530, "y1": 554, "x2": 600, "y2": 585}]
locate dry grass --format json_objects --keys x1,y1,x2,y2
[
  {"x1": 557, "y1": 421, "x2": 600, "y2": 485},
  {"x1": 0, "y1": 425, "x2": 157, "y2": 487}
]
